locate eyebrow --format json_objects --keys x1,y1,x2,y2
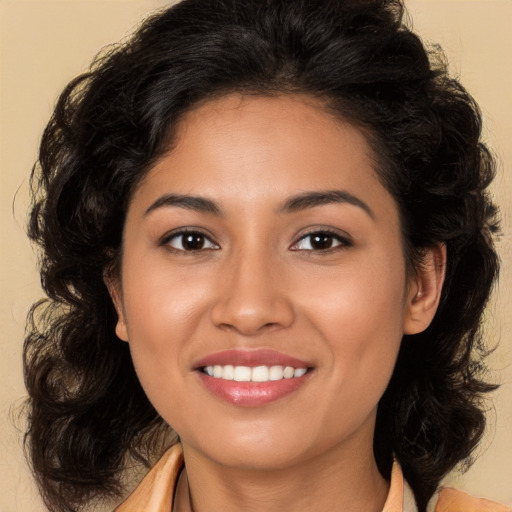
[
  {"x1": 280, "y1": 189, "x2": 374, "y2": 219},
  {"x1": 144, "y1": 189, "x2": 374, "y2": 219},
  {"x1": 145, "y1": 194, "x2": 222, "y2": 216}
]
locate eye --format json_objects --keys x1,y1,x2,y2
[
  {"x1": 291, "y1": 230, "x2": 351, "y2": 251},
  {"x1": 162, "y1": 230, "x2": 219, "y2": 252}
]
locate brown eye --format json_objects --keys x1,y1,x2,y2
[
  {"x1": 165, "y1": 231, "x2": 219, "y2": 251},
  {"x1": 310, "y1": 233, "x2": 335, "y2": 250},
  {"x1": 291, "y1": 231, "x2": 350, "y2": 251},
  {"x1": 182, "y1": 233, "x2": 206, "y2": 250}
]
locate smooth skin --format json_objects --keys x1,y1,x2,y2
[{"x1": 107, "y1": 94, "x2": 446, "y2": 512}]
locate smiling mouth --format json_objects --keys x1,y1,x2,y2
[
  {"x1": 196, "y1": 365, "x2": 313, "y2": 407},
  {"x1": 194, "y1": 349, "x2": 314, "y2": 406},
  {"x1": 201, "y1": 364, "x2": 309, "y2": 382}
]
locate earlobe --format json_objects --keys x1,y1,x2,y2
[
  {"x1": 403, "y1": 244, "x2": 447, "y2": 335},
  {"x1": 103, "y1": 272, "x2": 129, "y2": 342}
]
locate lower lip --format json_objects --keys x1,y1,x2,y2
[{"x1": 197, "y1": 371, "x2": 310, "y2": 407}]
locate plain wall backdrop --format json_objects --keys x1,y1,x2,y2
[{"x1": 1, "y1": 1, "x2": 511, "y2": 510}]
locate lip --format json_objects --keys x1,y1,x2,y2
[
  {"x1": 193, "y1": 349, "x2": 313, "y2": 407},
  {"x1": 197, "y1": 371, "x2": 311, "y2": 407},
  {"x1": 193, "y1": 349, "x2": 311, "y2": 369}
]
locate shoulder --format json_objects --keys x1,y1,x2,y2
[{"x1": 434, "y1": 487, "x2": 511, "y2": 512}]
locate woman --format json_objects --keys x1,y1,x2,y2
[{"x1": 23, "y1": 0, "x2": 508, "y2": 511}]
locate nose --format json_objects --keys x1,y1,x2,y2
[{"x1": 210, "y1": 249, "x2": 295, "y2": 336}]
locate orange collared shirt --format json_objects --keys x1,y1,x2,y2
[{"x1": 115, "y1": 444, "x2": 510, "y2": 512}]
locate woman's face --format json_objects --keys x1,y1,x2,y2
[{"x1": 111, "y1": 94, "x2": 434, "y2": 470}]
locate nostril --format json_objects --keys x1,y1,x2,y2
[{"x1": 211, "y1": 296, "x2": 295, "y2": 334}]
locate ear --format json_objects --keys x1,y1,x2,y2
[
  {"x1": 403, "y1": 244, "x2": 447, "y2": 335},
  {"x1": 103, "y1": 271, "x2": 129, "y2": 342}
]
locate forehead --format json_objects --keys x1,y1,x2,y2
[{"x1": 132, "y1": 93, "x2": 396, "y2": 222}]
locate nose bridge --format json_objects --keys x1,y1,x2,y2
[{"x1": 211, "y1": 241, "x2": 294, "y2": 334}]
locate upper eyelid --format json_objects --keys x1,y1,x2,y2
[
  {"x1": 288, "y1": 229, "x2": 353, "y2": 253},
  {"x1": 293, "y1": 228, "x2": 352, "y2": 244},
  {"x1": 160, "y1": 227, "x2": 219, "y2": 247},
  {"x1": 158, "y1": 226, "x2": 352, "y2": 248}
]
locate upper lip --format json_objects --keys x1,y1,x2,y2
[{"x1": 193, "y1": 349, "x2": 312, "y2": 369}]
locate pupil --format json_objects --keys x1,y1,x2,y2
[
  {"x1": 312, "y1": 234, "x2": 332, "y2": 250},
  {"x1": 183, "y1": 234, "x2": 204, "y2": 250}
]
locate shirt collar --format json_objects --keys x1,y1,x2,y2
[
  {"x1": 116, "y1": 445, "x2": 418, "y2": 512},
  {"x1": 382, "y1": 459, "x2": 418, "y2": 512}
]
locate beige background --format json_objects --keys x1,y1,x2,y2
[{"x1": 1, "y1": 1, "x2": 510, "y2": 510}]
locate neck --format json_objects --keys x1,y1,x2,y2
[{"x1": 174, "y1": 435, "x2": 389, "y2": 512}]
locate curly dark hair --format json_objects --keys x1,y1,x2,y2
[{"x1": 24, "y1": 0, "x2": 500, "y2": 511}]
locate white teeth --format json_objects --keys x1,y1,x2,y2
[
  {"x1": 222, "y1": 365, "x2": 234, "y2": 380},
  {"x1": 203, "y1": 364, "x2": 308, "y2": 382},
  {"x1": 269, "y1": 365, "x2": 284, "y2": 380},
  {"x1": 283, "y1": 366, "x2": 294, "y2": 379},
  {"x1": 294, "y1": 368, "x2": 307, "y2": 377},
  {"x1": 251, "y1": 365, "x2": 269, "y2": 382},
  {"x1": 233, "y1": 366, "x2": 251, "y2": 382}
]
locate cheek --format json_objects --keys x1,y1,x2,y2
[
  {"x1": 296, "y1": 259, "x2": 406, "y2": 386},
  {"x1": 297, "y1": 257, "x2": 407, "y2": 338},
  {"x1": 122, "y1": 258, "x2": 212, "y2": 337},
  {"x1": 118, "y1": 261, "x2": 214, "y2": 405}
]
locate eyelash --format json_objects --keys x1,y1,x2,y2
[
  {"x1": 290, "y1": 229, "x2": 352, "y2": 253},
  {"x1": 160, "y1": 228, "x2": 352, "y2": 253},
  {"x1": 160, "y1": 229, "x2": 220, "y2": 253}
]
